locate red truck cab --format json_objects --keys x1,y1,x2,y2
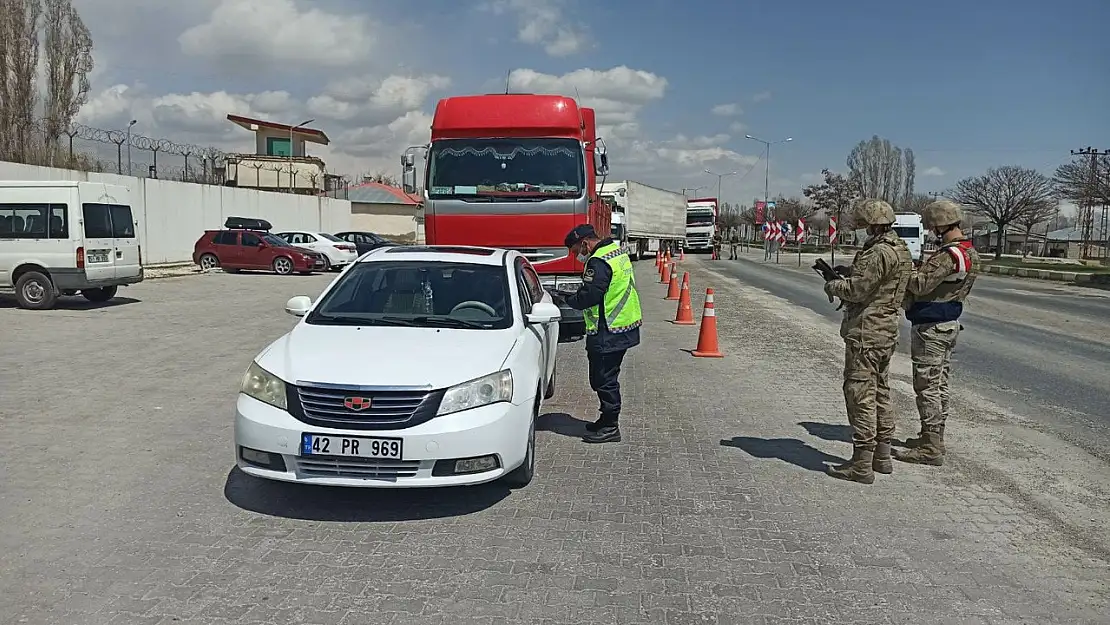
[{"x1": 403, "y1": 93, "x2": 610, "y2": 292}]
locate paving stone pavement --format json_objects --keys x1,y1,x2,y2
[{"x1": 0, "y1": 264, "x2": 1107, "y2": 625}]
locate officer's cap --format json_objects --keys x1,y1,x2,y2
[{"x1": 564, "y1": 224, "x2": 598, "y2": 248}]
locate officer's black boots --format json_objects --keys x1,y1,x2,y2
[{"x1": 583, "y1": 425, "x2": 621, "y2": 443}]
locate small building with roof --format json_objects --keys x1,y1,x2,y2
[
  {"x1": 1043, "y1": 223, "x2": 1110, "y2": 259},
  {"x1": 222, "y1": 114, "x2": 344, "y2": 195},
  {"x1": 324, "y1": 182, "x2": 424, "y2": 242}
]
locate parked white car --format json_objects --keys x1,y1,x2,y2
[
  {"x1": 275, "y1": 230, "x2": 358, "y2": 270},
  {"x1": 235, "y1": 245, "x2": 577, "y2": 489}
]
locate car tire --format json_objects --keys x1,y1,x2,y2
[
  {"x1": 544, "y1": 364, "x2": 556, "y2": 399},
  {"x1": 198, "y1": 253, "x2": 219, "y2": 271},
  {"x1": 272, "y1": 256, "x2": 294, "y2": 275},
  {"x1": 81, "y1": 286, "x2": 118, "y2": 302},
  {"x1": 15, "y1": 271, "x2": 57, "y2": 310},
  {"x1": 503, "y1": 396, "x2": 537, "y2": 488},
  {"x1": 321, "y1": 256, "x2": 332, "y2": 271}
]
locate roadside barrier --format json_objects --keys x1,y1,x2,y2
[
  {"x1": 671, "y1": 272, "x2": 695, "y2": 325},
  {"x1": 691, "y1": 288, "x2": 723, "y2": 358},
  {"x1": 665, "y1": 267, "x2": 680, "y2": 300}
]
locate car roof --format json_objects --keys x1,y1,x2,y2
[{"x1": 357, "y1": 245, "x2": 512, "y2": 266}]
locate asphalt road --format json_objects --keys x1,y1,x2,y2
[{"x1": 704, "y1": 254, "x2": 1110, "y2": 457}]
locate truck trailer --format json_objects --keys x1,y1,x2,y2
[{"x1": 597, "y1": 180, "x2": 686, "y2": 260}]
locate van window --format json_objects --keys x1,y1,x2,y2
[
  {"x1": 0, "y1": 203, "x2": 69, "y2": 239},
  {"x1": 893, "y1": 226, "x2": 921, "y2": 239},
  {"x1": 82, "y1": 203, "x2": 136, "y2": 239}
]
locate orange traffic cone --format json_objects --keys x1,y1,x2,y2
[
  {"x1": 671, "y1": 273, "x2": 695, "y2": 325},
  {"x1": 679, "y1": 249, "x2": 686, "y2": 262},
  {"x1": 691, "y1": 288, "x2": 723, "y2": 358},
  {"x1": 665, "y1": 250, "x2": 672, "y2": 266},
  {"x1": 655, "y1": 251, "x2": 663, "y2": 271},
  {"x1": 665, "y1": 267, "x2": 680, "y2": 300},
  {"x1": 661, "y1": 261, "x2": 673, "y2": 284}
]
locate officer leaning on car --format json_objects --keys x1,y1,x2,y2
[{"x1": 561, "y1": 224, "x2": 642, "y2": 444}]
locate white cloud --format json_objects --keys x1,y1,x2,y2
[
  {"x1": 712, "y1": 103, "x2": 742, "y2": 116},
  {"x1": 751, "y1": 91, "x2": 772, "y2": 102},
  {"x1": 922, "y1": 166, "x2": 946, "y2": 176},
  {"x1": 179, "y1": 0, "x2": 378, "y2": 68},
  {"x1": 480, "y1": 0, "x2": 589, "y2": 57},
  {"x1": 729, "y1": 121, "x2": 747, "y2": 133}
]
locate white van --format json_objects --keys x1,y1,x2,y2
[
  {"x1": 0, "y1": 180, "x2": 144, "y2": 309},
  {"x1": 893, "y1": 212, "x2": 924, "y2": 261}
]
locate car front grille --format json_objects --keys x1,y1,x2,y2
[
  {"x1": 287, "y1": 383, "x2": 444, "y2": 431},
  {"x1": 295, "y1": 456, "x2": 422, "y2": 479}
]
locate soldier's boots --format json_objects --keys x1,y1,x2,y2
[
  {"x1": 904, "y1": 424, "x2": 945, "y2": 449},
  {"x1": 826, "y1": 448, "x2": 875, "y2": 484},
  {"x1": 894, "y1": 431, "x2": 944, "y2": 466},
  {"x1": 872, "y1": 440, "x2": 893, "y2": 474}
]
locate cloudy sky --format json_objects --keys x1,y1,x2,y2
[{"x1": 71, "y1": 0, "x2": 1108, "y2": 205}]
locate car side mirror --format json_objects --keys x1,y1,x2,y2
[
  {"x1": 285, "y1": 295, "x2": 312, "y2": 317},
  {"x1": 525, "y1": 301, "x2": 561, "y2": 324},
  {"x1": 258, "y1": 242, "x2": 267, "y2": 248}
]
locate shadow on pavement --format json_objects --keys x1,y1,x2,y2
[
  {"x1": 0, "y1": 296, "x2": 141, "y2": 310},
  {"x1": 222, "y1": 467, "x2": 510, "y2": 521},
  {"x1": 537, "y1": 412, "x2": 590, "y2": 437},
  {"x1": 719, "y1": 436, "x2": 845, "y2": 473},
  {"x1": 798, "y1": 421, "x2": 852, "y2": 443}
]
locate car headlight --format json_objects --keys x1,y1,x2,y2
[
  {"x1": 240, "y1": 362, "x2": 288, "y2": 410},
  {"x1": 436, "y1": 370, "x2": 513, "y2": 416}
]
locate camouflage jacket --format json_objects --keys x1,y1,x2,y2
[
  {"x1": 824, "y1": 230, "x2": 913, "y2": 350},
  {"x1": 902, "y1": 238, "x2": 980, "y2": 325}
]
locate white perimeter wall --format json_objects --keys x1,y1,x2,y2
[{"x1": 0, "y1": 161, "x2": 352, "y2": 264}]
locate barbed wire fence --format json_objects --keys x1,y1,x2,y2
[{"x1": 9, "y1": 117, "x2": 231, "y2": 185}]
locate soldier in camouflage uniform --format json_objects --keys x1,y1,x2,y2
[
  {"x1": 895, "y1": 200, "x2": 980, "y2": 466},
  {"x1": 821, "y1": 199, "x2": 914, "y2": 484}
]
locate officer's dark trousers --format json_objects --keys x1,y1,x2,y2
[{"x1": 587, "y1": 349, "x2": 626, "y2": 426}]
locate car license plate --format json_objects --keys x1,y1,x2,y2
[
  {"x1": 87, "y1": 250, "x2": 110, "y2": 263},
  {"x1": 300, "y1": 433, "x2": 402, "y2": 459}
]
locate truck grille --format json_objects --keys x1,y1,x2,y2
[{"x1": 287, "y1": 383, "x2": 444, "y2": 431}]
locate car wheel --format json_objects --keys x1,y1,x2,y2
[
  {"x1": 199, "y1": 253, "x2": 219, "y2": 271},
  {"x1": 503, "y1": 397, "x2": 537, "y2": 488},
  {"x1": 321, "y1": 256, "x2": 332, "y2": 271},
  {"x1": 272, "y1": 256, "x2": 294, "y2": 275},
  {"x1": 544, "y1": 363, "x2": 556, "y2": 399},
  {"x1": 15, "y1": 271, "x2": 57, "y2": 310},
  {"x1": 81, "y1": 286, "x2": 118, "y2": 302}
]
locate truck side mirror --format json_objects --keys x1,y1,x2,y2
[
  {"x1": 401, "y1": 169, "x2": 416, "y2": 194},
  {"x1": 595, "y1": 152, "x2": 609, "y2": 177}
]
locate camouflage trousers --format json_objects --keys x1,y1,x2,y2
[
  {"x1": 842, "y1": 343, "x2": 896, "y2": 450},
  {"x1": 911, "y1": 321, "x2": 961, "y2": 432}
]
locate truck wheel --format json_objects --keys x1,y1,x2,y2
[
  {"x1": 15, "y1": 271, "x2": 57, "y2": 310},
  {"x1": 82, "y1": 286, "x2": 118, "y2": 302}
]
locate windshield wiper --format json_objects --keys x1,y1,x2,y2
[
  {"x1": 410, "y1": 316, "x2": 492, "y2": 329},
  {"x1": 313, "y1": 314, "x2": 417, "y2": 326}
]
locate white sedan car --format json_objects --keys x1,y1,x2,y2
[
  {"x1": 235, "y1": 245, "x2": 576, "y2": 488},
  {"x1": 275, "y1": 230, "x2": 358, "y2": 270}
]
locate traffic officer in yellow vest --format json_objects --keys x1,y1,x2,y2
[
  {"x1": 895, "y1": 200, "x2": 980, "y2": 466},
  {"x1": 563, "y1": 224, "x2": 642, "y2": 443}
]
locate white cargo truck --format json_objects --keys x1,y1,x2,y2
[
  {"x1": 597, "y1": 180, "x2": 687, "y2": 261},
  {"x1": 685, "y1": 198, "x2": 718, "y2": 253}
]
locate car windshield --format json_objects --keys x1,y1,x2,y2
[
  {"x1": 305, "y1": 261, "x2": 512, "y2": 330},
  {"x1": 263, "y1": 234, "x2": 291, "y2": 246},
  {"x1": 319, "y1": 233, "x2": 343, "y2": 242},
  {"x1": 427, "y1": 137, "x2": 584, "y2": 198}
]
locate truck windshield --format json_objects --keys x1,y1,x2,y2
[
  {"x1": 427, "y1": 138, "x2": 584, "y2": 198},
  {"x1": 687, "y1": 213, "x2": 714, "y2": 226}
]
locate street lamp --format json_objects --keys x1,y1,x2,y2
[
  {"x1": 126, "y1": 120, "x2": 137, "y2": 177},
  {"x1": 288, "y1": 118, "x2": 315, "y2": 192},
  {"x1": 703, "y1": 168, "x2": 738, "y2": 208},
  {"x1": 744, "y1": 134, "x2": 792, "y2": 220},
  {"x1": 681, "y1": 185, "x2": 707, "y2": 197}
]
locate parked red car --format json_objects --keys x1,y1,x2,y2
[{"x1": 192, "y1": 217, "x2": 327, "y2": 275}]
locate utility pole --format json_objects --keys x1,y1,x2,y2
[{"x1": 1071, "y1": 147, "x2": 1110, "y2": 259}]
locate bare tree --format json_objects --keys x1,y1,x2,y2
[
  {"x1": 950, "y1": 165, "x2": 1056, "y2": 260},
  {"x1": 1014, "y1": 199, "x2": 1058, "y2": 257},
  {"x1": 3, "y1": 0, "x2": 43, "y2": 162},
  {"x1": 770, "y1": 195, "x2": 816, "y2": 224},
  {"x1": 904, "y1": 193, "x2": 933, "y2": 214},
  {"x1": 42, "y1": 0, "x2": 93, "y2": 166},
  {"x1": 902, "y1": 149, "x2": 916, "y2": 210},
  {"x1": 846, "y1": 136, "x2": 916, "y2": 208},
  {"x1": 1053, "y1": 154, "x2": 1110, "y2": 207},
  {"x1": 802, "y1": 168, "x2": 860, "y2": 240}
]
